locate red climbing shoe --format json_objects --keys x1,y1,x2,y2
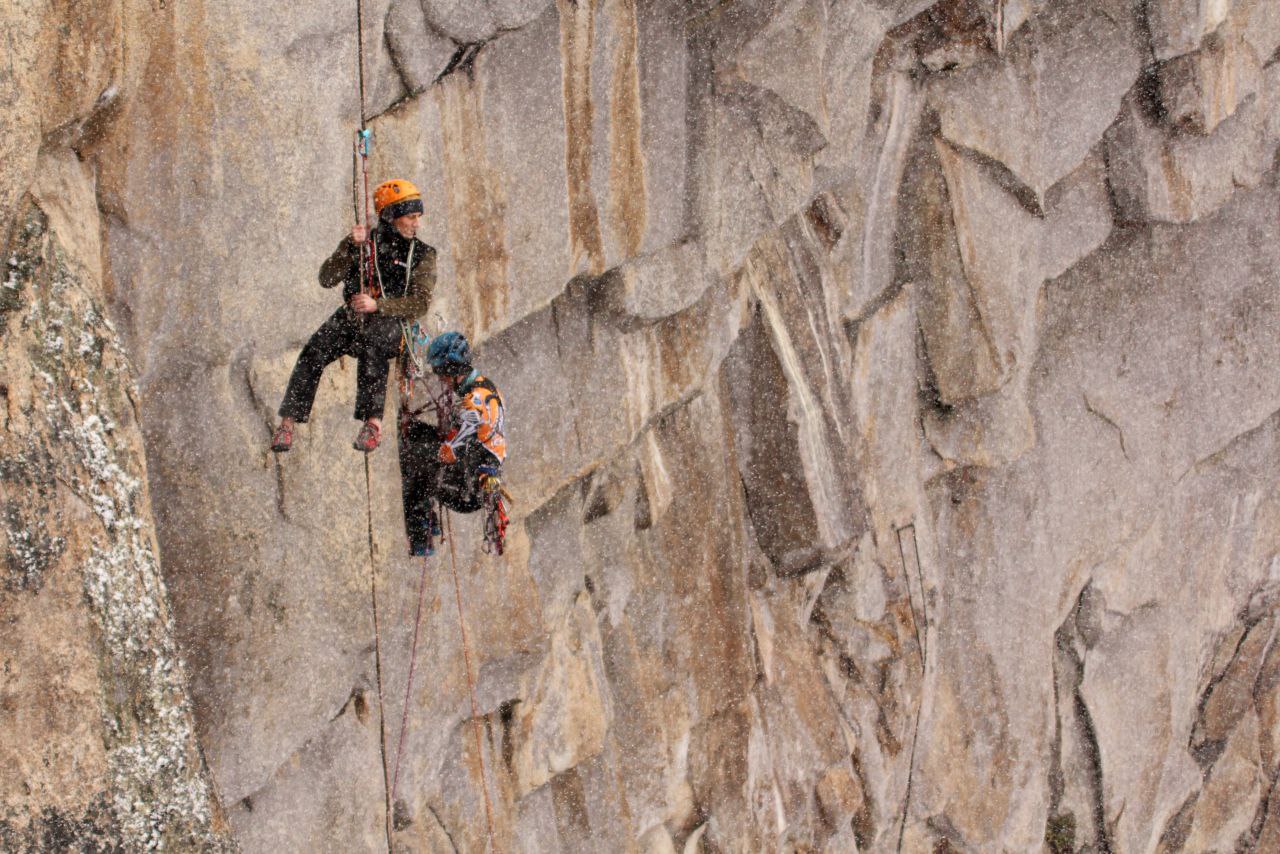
[
  {"x1": 270, "y1": 423, "x2": 293, "y2": 452},
  {"x1": 353, "y1": 419, "x2": 382, "y2": 452}
]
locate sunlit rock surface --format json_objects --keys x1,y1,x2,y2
[{"x1": 5, "y1": 0, "x2": 1280, "y2": 850}]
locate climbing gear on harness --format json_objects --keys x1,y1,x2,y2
[
  {"x1": 374, "y1": 179, "x2": 423, "y2": 220},
  {"x1": 426, "y1": 331, "x2": 471, "y2": 376},
  {"x1": 353, "y1": 419, "x2": 382, "y2": 452},
  {"x1": 483, "y1": 489, "x2": 509, "y2": 556},
  {"x1": 401, "y1": 321, "x2": 431, "y2": 377},
  {"x1": 270, "y1": 422, "x2": 293, "y2": 453},
  {"x1": 396, "y1": 330, "x2": 456, "y2": 447},
  {"x1": 478, "y1": 464, "x2": 510, "y2": 555}
]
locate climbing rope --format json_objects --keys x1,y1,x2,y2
[
  {"x1": 350, "y1": 1, "x2": 497, "y2": 845},
  {"x1": 385, "y1": 369, "x2": 499, "y2": 851},
  {"x1": 354, "y1": 0, "x2": 379, "y2": 307},
  {"x1": 388, "y1": 552, "x2": 430, "y2": 826},
  {"x1": 356, "y1": 130, "x2": 379, "y2": 298},
  {"x1": 446, "y1": 509, "x2": 500, "y2": 852},
  {"x1": 351, "y1": 3, "x2": 394, "y2": 849},
  {"x1": 364, "y1": 455, "x2": 394, "y2": 851}
]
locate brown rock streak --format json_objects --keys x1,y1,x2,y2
[
  {"x1": 437, "y1": 71, "x2": 511, "y2": 338},
  {"x1": 558, "y1": 0, "x2": 606, "y2": 276},
  {"x1": 605, "y1": 0, "x2": 647, "y2": 259}
]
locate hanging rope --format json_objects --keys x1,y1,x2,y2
[
  {"x1": 388, "y1": 553, "x2": 430, "y2": 821},
  {"x1": 351, "y1": 0, "x2": 495, "y2": 843},
  {"x1": 365, "y1": 456, "x2": 394, "y2": 851},
  {"x1": 446, "y1": 510, "x2": 499, "y2": 851},
  {"x1": 354, "y1": 0, "x2": 379, "y2": 312},
  {"x1": 353, "y1": 4, "x2": 393, "y2": 849},
  {"x1": 356, "y1": 0, "x2": 368, "y2": 126}
]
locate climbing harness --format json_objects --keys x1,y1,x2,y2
[{"x1": 397, "y1": 339, "x2": 454, "y2": 440}]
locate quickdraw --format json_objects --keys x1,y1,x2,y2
[{"x1": 482, "y1": 488, "x2": 509, "y2": 555}]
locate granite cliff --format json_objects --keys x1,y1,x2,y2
[{"x1": 4, "y1": 0, "x2": 1280, "y2": 851}]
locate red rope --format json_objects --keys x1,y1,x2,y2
[
  {"x1": 388, "y1": 554, "x2": 431, "y2": 814},
  {"x1": 446, "y1": 510, "x2": 499, "y2": 851}
]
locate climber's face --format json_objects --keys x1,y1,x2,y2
[{"x1": 393, "y1": 212, "x2": 421, "y2": 239}]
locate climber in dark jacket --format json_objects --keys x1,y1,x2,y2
[
  {"x1": 270, "y1": 179, "x2": 437, "y2": 453},
  {"x1": 400, "y1": 331, "x2": 507, "y2": 556}
]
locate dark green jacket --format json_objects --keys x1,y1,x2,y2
[{"x1": 319, "y1": 220, "x2": 436, "y2": 320}]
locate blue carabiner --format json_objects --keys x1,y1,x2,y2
[{"x1": 357, "y1": 127, "x2": 373, "y2": 158}]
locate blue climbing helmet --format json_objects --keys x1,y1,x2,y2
[{"x1": 426, "y1": 331, "x2": 472, "y2": 376}]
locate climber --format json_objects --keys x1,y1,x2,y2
[
  {"x1": 399, "y1": 331, "x2": 508, "y2": 556},
  {"x1": 270, "y1": 179, "x2": 437, "y2": 453}
]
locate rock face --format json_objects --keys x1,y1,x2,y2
[
  {"x1": 0, "y1": 139, "x2": 231, "y2": 854},
  {"x1": 5, "y1": 0, "x2": 1280, "y2": 851}
]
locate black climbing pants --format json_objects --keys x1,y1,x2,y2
[
  {"x1": 278, "y1": 308, "x2": 403, "y2": 423},
  {"x1": 399, "y1": 421, "x2": 500, "y2": 546}
]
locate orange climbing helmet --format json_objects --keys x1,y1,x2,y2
[{"x1": 373, "y1": 179, "x2": 423, "y2": 220}]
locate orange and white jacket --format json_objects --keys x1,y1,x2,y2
[{"x1": 444, "y1": 373, "x2": 506, "y2": 463}]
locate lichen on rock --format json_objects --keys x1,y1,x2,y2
[
  {"x1": 6, "y1": 0, "x2": 1280, "y2": 849},
  {"x1": 1, "y1": 203, "x2": 232, "y2": 850}
]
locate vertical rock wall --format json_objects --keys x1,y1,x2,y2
[
  {"x1": 5, "y1": 0, "x2": 1280, "y2": 850},
  {"x1": 0, "y1": 5, "x2": 231, "y2": 847}
]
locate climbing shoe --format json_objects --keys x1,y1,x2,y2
[
  {"x1": 270, "y1": 423, "x2": 293, "y2": 453},
  {"x1": 352, "y1": 419, "x2": 382, "y2": 452},
  {"x1": 409, "y1": 505, "x2": 441, "y2": 557}
]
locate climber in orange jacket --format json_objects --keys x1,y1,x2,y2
[
  {"x1": 399, "y1": 331, "x2": 507, "y2": 556},
  {"x1": 270, "y1": 179, "x2": 436, "y2": 454}
]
